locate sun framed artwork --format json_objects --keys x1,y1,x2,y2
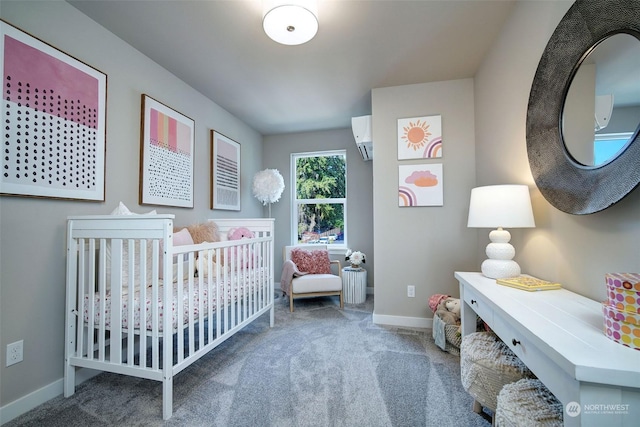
[
  {"x1": 397, "y1": 115, "x2": 442, "y2": 160},
  {"x1": 398, "y1": 163, "x2": 443, "y2": 207}
]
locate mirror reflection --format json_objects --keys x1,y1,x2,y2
[{"x1": 562, "y1": 33, "x2": 640, "y2": 167}]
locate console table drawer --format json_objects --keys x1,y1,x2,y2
[
  {"x1": 491, "y1": 313, "x2": 575, "y2": 405},
  {"x1": 463, "y1": 284, "x2": 493, "y2": 325},
  {"x1": 491, "y1": 313, "x2": 537, "y2": 368}
]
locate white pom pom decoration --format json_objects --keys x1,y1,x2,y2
[{"x1": 252, "y1": 169, "x2": 285, "y2": 205}]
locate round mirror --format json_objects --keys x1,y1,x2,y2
[
  {"x1": 526, "y1": 0, "x2": 640, "y2": 214},
  {"x1": 562, "y1": 33, "x2": 640, "y2": 167}
]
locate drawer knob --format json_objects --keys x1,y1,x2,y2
[
  {"x1": 470, "y1": 299, "x2": 477, "y2": 305},
  {"x1": 512, "y1": 339, "x2": 521, "y2": 347}
]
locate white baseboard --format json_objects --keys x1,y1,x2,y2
[
  {"x1": 372, "y1": 313, "x2": 432, "y2": 329},
  {"x1": 0, "y1": 368, "x2": 100, "y2": 425}
]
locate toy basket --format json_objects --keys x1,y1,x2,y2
[{"x1": 444, "y1": 322, "x2": 462, "y2": 355}]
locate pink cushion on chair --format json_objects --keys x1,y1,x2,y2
[{"x1": 291, "y1": 248, "x2": 331, "y2": 274}]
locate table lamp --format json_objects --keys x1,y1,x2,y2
[{"x1": 467, "y1": 185, "x2": 535, "y2": 279}]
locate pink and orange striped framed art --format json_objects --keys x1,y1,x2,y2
[{"x1": 139, "y1": 94, "x2": 195, "y2": 208}]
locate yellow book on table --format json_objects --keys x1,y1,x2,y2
[{"x1": 496, "y1": 275, "x2": 562, "y2": 291}]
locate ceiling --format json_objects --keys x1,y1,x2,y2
[{"x1": 68, "y1": 0, "x2": 516, "y2": 136}]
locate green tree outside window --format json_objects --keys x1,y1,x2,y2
[{"x1": 293, "y1": 151, "x2": 346, "y2": 244}]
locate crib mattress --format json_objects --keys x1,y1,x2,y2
[{"x1": 83, "y1": 272, "x2": 265, "y2": 332}]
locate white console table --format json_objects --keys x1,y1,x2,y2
[{"x1": 456, "y1": 272, "x2": 640, "y2": 427}]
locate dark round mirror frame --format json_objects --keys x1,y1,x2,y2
[{"x1": 526, "y1": 0, "x2": 640, "y2": 215}]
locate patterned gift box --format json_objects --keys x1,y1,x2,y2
[
  {"x1": 602, "y1": 303, "x2": 640, "y2": 351},
  {"x1": 605, "y1": 273, "x2": 640, "y2": 314}
]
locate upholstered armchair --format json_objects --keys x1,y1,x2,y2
[{"x1": 282, "y1": 245, "x2": 343, "y2": 312}]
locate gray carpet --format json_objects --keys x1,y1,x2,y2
[{"x1": 7, "y1": 294, "x2": 490, "y2": 426}]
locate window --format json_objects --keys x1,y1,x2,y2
[
  {"x1": 291, "y1": 150, "x2": 347, "y2": 247},
  {"x1": 594, "y1": 132, "x2": 633, "y2": 165}
]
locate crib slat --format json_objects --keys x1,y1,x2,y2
[
  {"x1": 150, "y1": 249, "x2": 159, "y2": 370},
  {"x1": 161, "y1": 222, "x2": 174, "y2": 421},
  {"x1": 253, "y1": 243, "x2": 258, "y2": 312},
  {"x1": 64, "y1": 224, "x2": 79, "y2": 398},
  {"x1": 196, "y1": 253, "x2": 204, "y2": 350},
  {"x1": 187, "y1": 253, "x2": 195, "y2": 357},
  {"x1": 99, "y1": 238, "x2": 114, "y2": 361},
  {"x1": 86, "y1": 240, "x2": 96, "y2": 357},
  {"x1": 216, "y1": 248, "x2": 222, "y2": 341},
  {"x1": 110, "y1": 239, "x2": 128, "y2": 364},
  {"x1": 262, "y1": 240, "x2": 268, "y2": 310},
  {"x1": 258, "y1": 241, "x2": 262, "y2": 310},
  {"x1": 249, "y1": 243, "x2": 254, "y2": 315},
  {"x1": 176, "y1": 255, "x2": 184, "y2": 363},
  {"x1": 76, "y1": 240, "x2": 86, "y2": 360},
  {"x1": 126, "y1": 240, "x2": 142, "y2": 366},
  {"x1": 151, "y1": 239, "x2": 161, "y2": 370},
  {"x1": 127, "y1": 239, "x2": 148, "y2": 366},
  {"x1": 231, "y1": 248, "x2": 236, "y2": 329},
  {"x1": 89, "y1": 239, "x2": 102, "y2": 358},
  {"x1": 242, "y1": 244, "x2": 248, "y2": 321}
]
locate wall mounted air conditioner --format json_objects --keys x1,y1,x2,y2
[
  {"x1": 595, "y1": 94, "x2": 614, "y2": 131},
  {"x1": 351, "y1": 115, "x2": 373, "y2": 161}
]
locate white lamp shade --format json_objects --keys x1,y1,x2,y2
[
  {"x1": 467, "y1": 185, "x2": 535, "y2": 229},
  {"x1": 467, "y1": 185, "x2": 535, "y2": 279},
  {"x1": 263, "y1": 1, "x2": 318, "y2": 46}
]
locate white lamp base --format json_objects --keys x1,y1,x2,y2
[
  {"x1": 481, "y1": 228, "x2": 521, "y2": 279},
  {"x1": 481, "y1": 259, "x2": 521, "y2": 279}
]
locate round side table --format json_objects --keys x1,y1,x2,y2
[{"x1": 342, "y1": 267, "x2": 367, "y2": 304}]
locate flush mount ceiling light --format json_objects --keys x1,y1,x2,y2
[{"x1": 263, "y1": 0, "x2": 318, "y2": 46}]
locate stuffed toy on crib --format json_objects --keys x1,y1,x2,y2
[{"x1": 227, "y1": 227, "x2": 255, "y2": 268}]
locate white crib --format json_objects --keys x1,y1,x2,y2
[{"x1": 63, "y1": 215, "x2": 274, "y2": 420}]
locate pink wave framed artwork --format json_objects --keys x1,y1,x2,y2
[
  {"x1": 0, "y1": 20, "x2": 107, "y2": 201},
  {"x1": 139, "y1": 94, "x2": 194, "y2": 208},
  {"x1": 398, "y1": 163, "x2": 443, "y2": 207}
]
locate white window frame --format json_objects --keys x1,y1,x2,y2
[{"x1": 290, "y1": 150, "x2": 347, "y2": 252}]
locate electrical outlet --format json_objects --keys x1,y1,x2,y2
[
  {"x1": 6, "y1": 340, "x2": 23, "y2": 367},
  {"x1": 407, "y1": 285, "x2": 415, "y2": 298}
]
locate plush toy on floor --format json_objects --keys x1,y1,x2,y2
[{"x1": 435, "y1": 297, "x2": 461, "y2": 326}]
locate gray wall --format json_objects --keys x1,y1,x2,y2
[
  {"x1": 606, "y1": 106, "x2": 640, "y2": 134},
  {"x1": 474, "y1": 0, "x2": 640, "y2": 302},
  {"x1": 371, "y1": 79, "x2": 478, "y2": 325},
  {"x1": 263, "y1": 129, "x2": 374, "y2": 286},
  {"x1": 0, "y1": 1, "x2": 263, "y2": 411}
]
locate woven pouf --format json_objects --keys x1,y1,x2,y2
[
  {"x1": 495, "y1": 378, "x2": 563, "y2": 427},
  {"x1": 460, "y1": 332, "x2": 534, "y2": 414}
]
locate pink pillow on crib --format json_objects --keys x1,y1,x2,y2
[
  {"x1": 174, "y1": 228, "x2": 195, "y2": 246},
  {"x1": 291, "y1": 248, "x2": 331, "y2": 274}
]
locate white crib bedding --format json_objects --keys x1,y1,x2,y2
[{"x1": 83, "y1": 270, "x2": 266, "y2": 332}]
